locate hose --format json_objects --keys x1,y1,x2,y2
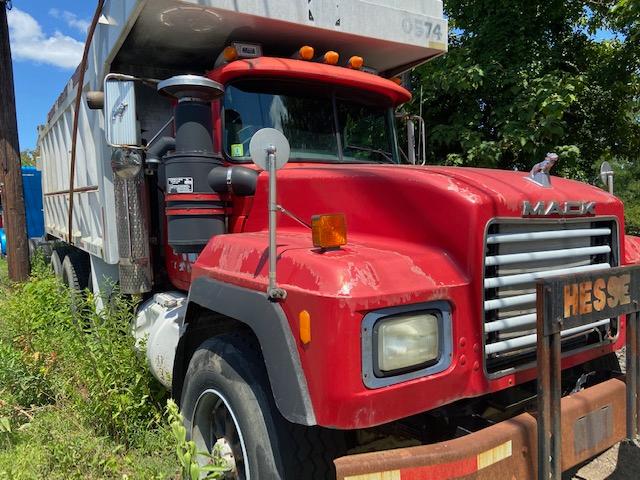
[{"x1": 67, "y1": 0, "x2": 105, "y2": 244}]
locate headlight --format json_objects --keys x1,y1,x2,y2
[{"x1": 376, "y1": 312, "x2": 439, "y2": 374}]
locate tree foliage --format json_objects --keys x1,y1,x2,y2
[
  {"x1": 408, "y1": 0, "x2": 640, "y2": 185},
  {"x1": 19, "y1": 149, "x2": 38, "y2": 167}
]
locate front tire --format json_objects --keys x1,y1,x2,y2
[
  {"x1": 181, "y1": 334, "x2": 343, "y2": 480},
  {"x1": 181, "y1": 335, "x2": 288, "y2": 479}
]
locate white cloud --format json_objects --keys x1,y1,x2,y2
[
  {"x1": 8, "y1": 8, "x2": 83, "y2": 69},
  {"x1": 49, "y1": 8, "x2": 90, "y2": 34}
]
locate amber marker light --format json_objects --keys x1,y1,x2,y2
[
  {"x1": 390, "y1": 77, "x2": 403, "y2": 85},
  {"x1": 223, "y1": 46, "x2": 238, "y2": 62},
  {"x1": 323, "y1": 51, "x2": 340, "y2": 65},
  {"x1": 299, "y1": 310, "x2": 312, "y2": 345},
  {"x1": 347, "y1": 56, "x2": 364, "y2": 70},
  {"x1": 311, "y1": 214, "x2": 347, "y2": 249},
  {"x1": 299, "y1": 45, "x2": 315, "y2": 61}
]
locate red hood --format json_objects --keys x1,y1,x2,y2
[{"x1": 243, "y1": 164, "x2": 625, "y2": 277}]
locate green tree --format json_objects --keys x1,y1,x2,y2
[
  {"x1": 409, "y1": 0, "x2": 639, "y2": 183},
  {"x1": 20, "y1": 149, "x2": 38, "y2": 167}
]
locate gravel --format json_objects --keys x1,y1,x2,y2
[{"x1": 563, "y1": 347, "x2": 640, "y2": 480}]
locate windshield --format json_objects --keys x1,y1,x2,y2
[{"x1": 223, "y1": 80, "x2": 398, "y2": 164}]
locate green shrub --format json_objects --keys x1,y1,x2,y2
[{"x1": 0, "y1": 258, "x2": 177, "y2": 478}]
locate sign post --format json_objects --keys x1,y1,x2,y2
[{"x1": 536, "y1": 265, "x2": 640, "y2": 479}]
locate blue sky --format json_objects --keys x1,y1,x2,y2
[{"x1": 8, "y1": 2, "x2": 94, "y2": 150}]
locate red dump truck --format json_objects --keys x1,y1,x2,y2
[{"x1": 36, "y1": 1, "x2": 640, "y2": 478}]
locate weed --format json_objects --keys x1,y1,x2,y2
[{"x1": 167, "y1": 399, "x2": 231, "y2": 479}]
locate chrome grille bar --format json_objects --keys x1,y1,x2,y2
[
  {"x1": 484, "y1": 263, "x2": 610, "y2": 289},
  {"x1": 484, "y1": 293, "x2": 536, "y2": 311},
  {"x1": 485, "y1": 313, "x2": 537, "y2": 333},
  {"x1": 485, "y1": 319, "x2": 611, "y2": 355},
  {"x1": 485, "y1": 245, "x2": 611, "y2": 267},
  {"x1": 487, "y1": 228, "x2": 611, "y2": 245}
]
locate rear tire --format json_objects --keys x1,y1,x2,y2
[
  {"x1": 61, "y1": 252, "x2": 90, "y2": 291},
  {"x1": 50, "y1": 249, "x2": 67, "y2": 278},
  {"x1": 181, "y1": 334, "x2": 344, "y2": 480}
]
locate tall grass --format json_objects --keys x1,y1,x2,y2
[{"x1": 0, "y1": 258, "x2": 176, "y2": 479}]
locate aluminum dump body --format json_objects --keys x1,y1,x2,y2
[{"x1": 37, "y1": 0, "x2": 447, "y2": 263}]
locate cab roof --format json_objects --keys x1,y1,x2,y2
[{"x1": 208, "y1": 57, "x2": 412, "y2": 106}]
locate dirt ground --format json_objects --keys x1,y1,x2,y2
[{"x1": 562, "y1": 348, "x2": 640, "y2": 480}]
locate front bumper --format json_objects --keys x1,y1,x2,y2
[{"x1": 334, "y1": 377, "x2": 627, "y2": 479}]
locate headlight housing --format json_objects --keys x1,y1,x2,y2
[
  {"x1": 361, "y1": 302, "x2": 452, "y2": 389},
  {"x1": 376, "y1": 312, "x2": 439, "y2": 374}
]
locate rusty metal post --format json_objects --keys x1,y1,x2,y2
[
  {"x1": 636, "y1": 312, "x2": 640, "y2": 435},
  {"x1": 628, "y1": 311, "x2": 639, "y2": 439},
  {"x1": 537, "y1": 283, "x2": 552, "y2": 480},
  {"x1": 550, "y1": 329, "x2": 562, "y2": 478},
  {"x1": 537, "y1": 281, "x2": 562, "y2": 480}
]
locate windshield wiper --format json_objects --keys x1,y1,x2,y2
[{"x1": 345, "y1": 145, "x2": 394, "y2": 163}]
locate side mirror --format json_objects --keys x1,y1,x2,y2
[
  {"x1": 249, "y1": 128, "x2": 290, "y2": 300},
  {"x1": 103, "y1": 74, "x2": 140, "y2": 148},
  {"x1": 406, "y1": 119, "x2": 416, "y2": 165},
  {"x1": 600, "y1": 161, "x2": 614, "y2": 194},
  {"x1": 399, "y1": 114, "x2": 426, "y2": 165}
]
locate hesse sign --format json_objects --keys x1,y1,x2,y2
[
  {"x1": 538, "y1": 266, "x2": 640, "y2": 334},
  {"x1": 564, "y1": 273, "x2": 631, "y2": 318}
]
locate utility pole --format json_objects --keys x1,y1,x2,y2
[{"x1": 0, "y1": 0, "x2": 30, "y2": 281}]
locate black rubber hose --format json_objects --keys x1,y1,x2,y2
[
  {"x1": 146, "y1": 136, "x2": 176, "y2": 164},
  {"x1": 208, "y1": 166, "x2": 259, "y2": 197}
]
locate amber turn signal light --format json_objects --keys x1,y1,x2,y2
[{"x1": 311, "y1": 214, "x2": 347, "y2": 249}]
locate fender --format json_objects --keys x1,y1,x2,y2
[
  {"x1": 625, "y1": 235, "x2": 640, "y2": 265},
  {"x1": 176, "y1": 276, "x2": 316, "y2": 426}
]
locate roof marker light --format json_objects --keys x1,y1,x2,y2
[
  {"x1": 298, "y1": 46, "x2": 315, "y2": 61},
  {"x1": 223, "y1": 46, "x2": 238, "y2": 62},
  {"x1": 322, "y1": 51, "x2": 340, "y2": 65},
  {"x1": 347, "y1": 56, "x2": 364, "y2": 70}
]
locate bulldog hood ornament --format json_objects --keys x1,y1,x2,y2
[{"x1": 526, "y1": 152, "x2": 558, "y2": 188}]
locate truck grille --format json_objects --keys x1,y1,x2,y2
[{"x1": 483, "y1": 219, "x2": 618, "y2": 374}]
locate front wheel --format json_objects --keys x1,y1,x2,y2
[{"x1": 180, "y1": 334, "x2": 343, "y2": 480}]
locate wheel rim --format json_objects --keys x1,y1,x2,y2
[{"x1": 191, "y1": 388, "x2": 250, "y2": 480}]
